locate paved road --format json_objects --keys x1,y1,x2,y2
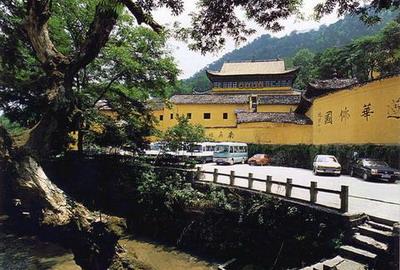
[{"x1": 199, "y1": 163, "x2": 400, "y2": 222}]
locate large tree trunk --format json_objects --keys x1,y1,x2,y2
[{"x1": 0, "y1": 126, "x2": 137, "y2": 269}]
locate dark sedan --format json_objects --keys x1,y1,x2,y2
[{"x1": 349, "y1": 158, "x2": 399, "y2": 183}]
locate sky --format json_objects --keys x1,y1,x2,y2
[{"x1": 153, "y1": 1, "x2": 341, "y2": 79}]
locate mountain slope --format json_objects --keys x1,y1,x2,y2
[{"x1": 179, "y1": 11, "x2": 398, "y2": 93}]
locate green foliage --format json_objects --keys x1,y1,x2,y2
[
  {"x1": 290, "y1": 19, "x2": 400, "y2": 86},
  {"x1": 292, "y1": 49, "x2": 317, "y2": 89},
  {"x1": 201, "y1": 184, "x2": 234, "y2": 211},
  {"x1": 133, "y1": 171, "x2": 347, "y2": 268},
  {"x1": 0, "y1": 1, "x2": 179, "y2": 152},
  {"x1": 135, "y1": 168, "x2": 205, "y2": 216},
  {"x1": 314, "y1": 20, "x2": 400, "y2": 81},
  {"x1": 162, "y1": 116, "x2": 209, "y2": 151},
  {"x1": 0, "y1": 116, "x2": 25, "y2": 136},
  {"x1": 79, "y1": 23, "x2": 179, "y2": 150}
]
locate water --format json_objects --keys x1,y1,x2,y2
[
  {"x1": 120, "y1": 237, "x2": 217, "y2": 270},
  {"x1": 0, "y1": 216, "x2": 216, "y2": 270},
  {"x1": 0, "y1": 216, "x2": 80, "y2": 270}
]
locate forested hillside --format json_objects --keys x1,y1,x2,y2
[{"x1": 177, "y1": 11, "x2": 398, "y2": 94}]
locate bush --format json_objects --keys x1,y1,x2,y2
[{"x1": 248, "y1": 144, "x2": 400, "y2": 173}]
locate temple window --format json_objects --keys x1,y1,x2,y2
[
  {"x1": 203, "y1": 113, "x2": 211, "y2": 119},
  {"x1": 214, "y1": 82, "x2": 222, "y2": 88}
]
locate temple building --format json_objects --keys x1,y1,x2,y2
[{"x1": 151, "y1": 59, "x2": 400, "y2": 145}]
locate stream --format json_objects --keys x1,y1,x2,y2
[
  {"x1": 120, "y1": 237, "x2": 217, "y2": 270},
  {"x1": 0, "y1": 216, "x2": 79, "y2": 270},
  {"x1": 0, "y1": 216, "x2": 216, "y2": 270}
]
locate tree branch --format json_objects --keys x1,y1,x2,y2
[
  {"x1": 91, "y1": 72, "x2": 124, "y2": 108},
  {"x1": 24, "y1": 0, "x2": 68, "y2": 71},
  {"x1": 68, "y1": 1, "x2": 163, "y2": 78},
  {"x1": 120, "y1": 0, "x2": 163, "y2": 33},
  {"x1": 113, "y1": 88, "x2": 145, "y2": 111},
  {"x1": 68, "y1": 6, "x2": 119, "y2": 78}
]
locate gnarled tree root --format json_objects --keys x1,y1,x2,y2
[{"x1": 0, "y1": 127, "x2": 138, "y2": 270}]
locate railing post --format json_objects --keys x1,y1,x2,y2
[
  {"x1": 213, "y1": 168, "x2": 218, "y2": 183},
  {"x1": 285, "y1": 178, "x2": 293, "y2": 198},
  {"x1": 195, "y1": 167, "x2": 201, "y2": 182},
  {"x1": 248, "y1": 173, "x2": 254, "y2": 189},
  {"x1": 310, "y1": 181, "x2": 317, "y2": 204},
  {"x1": 266, "y1": 175, "x2": 272, "y2": 193},
  {"x1": 340, "y1": 185, "x2": 349, "y2": 212},
  {"x1": 230, "y1": 170, "x2": 235, "y2": 186},
  {"x1": 392, "y1": 224, "x2": 400, "y2": 270}
]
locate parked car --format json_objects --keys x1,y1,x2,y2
[
  {"x1": 349, "y1": 158, "x2": 399, "y2": 183},
  {"x1": 313, "y1": 155, "x2": 341, "y2": 176},
  {"x1": 248, "y1": 154, "x2": 271, "y2": 166}
]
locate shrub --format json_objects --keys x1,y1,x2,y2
[{"x1": 248, "y1": 144, "x2": 400, "y2": 172}]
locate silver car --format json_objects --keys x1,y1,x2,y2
[{"x1": 313, "y1": 155, "x2": 341, "y2": 176}]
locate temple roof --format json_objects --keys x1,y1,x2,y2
[
  {"x1": 258, "y1": 94, "x2": 301, "y2": 105},
  {"x1": 206, "y1": 60, "x2": 299, "y2": 77},
  {"x1": 236, "y1": 112, "x2": 312, "y2": 125},
  {"x1": 146, "y1": 98, "x2": 165, "y2": 110},
  {"x1": 170, "y1": 93, "x2": 301, "y2": 105},
  {"x1": 170, "y1": 94, "x2": 249, "y2": 104},
  {"x1": 305, "y1": 78, "x2": 358, "y2": 98},
  {"x1": 95, "y1": 99, "x2": 112, "y2": 110}
]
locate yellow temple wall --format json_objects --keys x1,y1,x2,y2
[
  {"x1": 311, "y1": 76, "x2": 400, "y2": 145},
  {"x1": 204, "y1": 122, "x2": 312, "y2": 145},
  {"x1": 156, "y1": 103, "x2": 248, "y2": 131}
]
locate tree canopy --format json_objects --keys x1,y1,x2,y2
[
  {"x1": 162, "y1": 116, "x2": 209, "y2": 152},
  {"x1": 291, "y1": 19, "x2": 400, "y2": 87},
  {"x1": 0, "y1": 0, "x2": 180, "y2": 152}
]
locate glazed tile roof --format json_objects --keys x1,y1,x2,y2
[
  {"x1": 170, "y1": 94, "x2": 249, "y2": 104},
  {"x1": 145, "y1": 98, "x2": 165, "y2": 110},
  {"x1": 95, "y1": 99, "x2": 112, "y2": 110},
  {"x1": 236, "y1": 112, "x2": 312, "y2": 125},
  {"x1": 170, "y1": 93, "x2": 301, "y2": 105},
  {"x1": 258, "y1": 94, "x2": 301, "y2": 105},
  {"x1": 207, "y1": 60, "x2": 298, "y2": 76},
  {"x1": 305, "y1": 78, "x2": 358, "y2": 98},
  {"x1": 308, "y1": 78, "x2": 358, "y2": 90}
]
